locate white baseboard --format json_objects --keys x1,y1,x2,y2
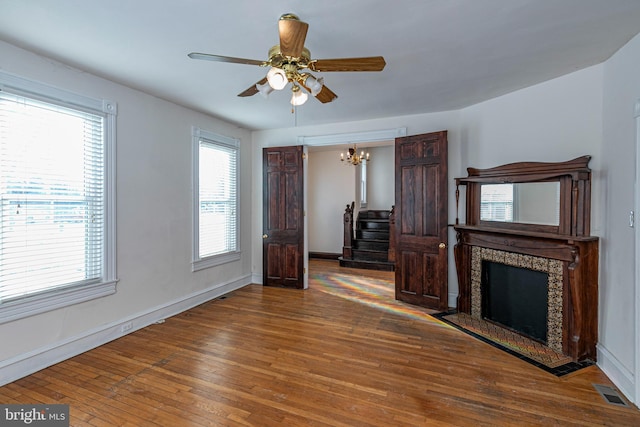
[
  {"x1": 597, "y1": 343, "x2": 636, "y2": 404},
  {"x1": 448, "y1": 292, "x2": 458, "y2": 309},
  {"x1": 0, "y1": 274, "x2": 252, "y2": 387}
]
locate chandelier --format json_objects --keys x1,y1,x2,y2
[{"x1": 340, "y1": 145, "x2": 370, "y2": 166}]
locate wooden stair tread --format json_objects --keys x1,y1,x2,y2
[{"x1": 343, "y1": 209, "x2": 394, "y2": 272}]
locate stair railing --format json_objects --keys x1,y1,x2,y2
[{"x1": 342, "y1": 201, "x2": 355, "y2": 260}]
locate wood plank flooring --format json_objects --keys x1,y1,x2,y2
[{"x1": 1, "y1": 259, "x2": 639, "y2": 426}]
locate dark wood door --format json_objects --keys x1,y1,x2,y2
[
  {"x1": 394, "y1": 131, "x2": 449, "y2": 310},
  {"x1": 263, "y1": 146, "x2": 304, "y2": 288}
]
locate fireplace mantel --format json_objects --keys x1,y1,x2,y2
[{"x1": 453, "y1": 157, "x2": 598, "y2": 362}]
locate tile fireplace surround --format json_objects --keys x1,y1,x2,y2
[
  {"x1": 454, "y1": 227, "x2": 598, "y2": 362},
  {"x1": 470, "y1": 246, "x2": 564, "y2": 353}
]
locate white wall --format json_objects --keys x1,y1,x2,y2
[
  {"x1": 367, "y1": 145, "x2": 395, "y2": 211},
  {"x1": 600, "y1": 32, "x2": 640, "y2": 403},
  {"x1": 0, "y1": 41, "x2": 253, "y2": 383},
  {"x1": 308, "y1": 149, "x2": 355, "y2": 254},
  {"x1": 457, "y1": 64, "x2": 605, "y2": 244}
]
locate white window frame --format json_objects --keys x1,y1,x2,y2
[
  {"x1": 359, "y1": 159, "x2": 368, "y2": 208},
  {"x1": 0, "y1": 71, "x2": 117, "y2": 324},
  {"x1": 191, "y1": 127, "x2": 240, "y2": 271}
]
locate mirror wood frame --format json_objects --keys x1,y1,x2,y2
[{"x1": 455, "y1": 156, "x2": 592, "y2": 237}]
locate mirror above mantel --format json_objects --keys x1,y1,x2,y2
[
  {"x1": 480, "y1": 182, "x2": 560, "y2": 226},
  {"x1": 455, "y1": 156, "x2": 593, "y2": 237}
]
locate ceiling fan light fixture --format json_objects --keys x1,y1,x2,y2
[
  {"x1": 290, "y1": 85, "x2": 308, "y2": 106},
  {"x1": 304, "y1": 74, "x2": 324, "y2": 96},
  {"x1": 266, "y1": 67, "x2": 288, "y2": 90},
  {"x1": 256, "y1": 81, "x2": 274, "y2": 98}
]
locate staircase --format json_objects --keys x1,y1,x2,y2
[{"x1": 339, "y1": 208, "x2": 395, "y2": 271}]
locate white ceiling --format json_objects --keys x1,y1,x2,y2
[{"x1": 2, "y1": 0, "x2": 640, "y2": 131}]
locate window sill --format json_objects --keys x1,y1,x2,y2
[
  {"x1": 192, "y1": 251, "x2": 241, "y2": 272},
  {"x1": 0, "y1": 280, "x2": 118, "y2": 324}
]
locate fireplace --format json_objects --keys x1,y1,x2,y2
[
  {"x1": 483, "y1": 261, "x2": 548, "y2": 342},
  {"x1": 471, "y1": 247, "x2": 563, "y2": 353},
  {"x1": 453, "y1": 156, "x2": 599, "y2": 362}
]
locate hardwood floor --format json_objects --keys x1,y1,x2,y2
[{"x1": 1, "y1": 259, "x2": 639, "y2": 426}]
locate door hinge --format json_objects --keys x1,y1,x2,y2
[
  {"x1": 302, "y1": 153, "x2": 307, "y2": 160},
  {"x1": 303, "y1": 267, "x2": 306, "y2": 274}
]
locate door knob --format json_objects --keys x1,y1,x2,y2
[
  {"x1": 262, "y1": 234, "x2": 268, "y2": 239},
  {"x1": 439, "y1": 242, "x2": 446, "y2": 249}
]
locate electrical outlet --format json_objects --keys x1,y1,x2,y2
[{"x1": 120, "y1": 321, "x2": 133, "y2": 333}]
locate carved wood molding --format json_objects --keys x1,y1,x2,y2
[{"x1": 459, "y1": 155, "x2": 591, "y2": 182}]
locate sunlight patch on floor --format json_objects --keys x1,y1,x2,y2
[{"x1": 311, "y1": 271, "x2": 451, "y2": 327}]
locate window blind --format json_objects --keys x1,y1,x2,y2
[
  {"x1": 198, "y1": 139, "x2": 238, "y2": 258},
  {"x1": 480, "y1": 183, "x2": 514, "y2": 222},
  {"x1": 0, "y1": 91, "x2": 105, "y2": 303}
]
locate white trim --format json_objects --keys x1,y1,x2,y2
[
  {"x1": 0, "y1": 70, "x2": 118, "y2": 323},
  {"x1": 252, "y1": 272, "x2": 263, "y2": 285},
  {"x1": 303, "y1": 146, "x2": 309, "y2": 289},
  {"x1": 192, "y1": 251, "x2": 241, "y2": 272},
  {"x1": 104, "y1": 95, "x2": 118, "y2": 289},
  {"x1": 192, "y1": 126, "x2": 239, "y2": 148},
  {"x1": 297, "y1": 128, "x2": 407, "y2": 147},
  {"x1": 598, "y1": 343, "x2": 636, "y2": 402},
  {"x1": 634, "y1": 98, "x2": 640, "y2": 406},
  {"x1": 0, "y1": 70, "x2": 105, "y2": 113},
  {"x1": 191, "y1": 126, "x2": 241, "y2": 271},
  {"x1": 0, "y1": 273, "x2": 252, "y2": 387},
  {"x1": 0, "y1": 281, "x2": 117, "y2": 324}
]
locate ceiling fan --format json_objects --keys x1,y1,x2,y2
[{"x1": 188, "y1": 13, "x2": 386, "y2": 106}]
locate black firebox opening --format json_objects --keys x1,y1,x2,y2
[{"x1": 481, "y1": 261, "x2": 549, "y2": 343}]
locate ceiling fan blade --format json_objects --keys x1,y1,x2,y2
[
  {"x1": 309, "y1": 56, "x2": 386, "y2": 72},
  {"x1": 314, "y1": 85, "x2": 338, "y2": 103},
  {"x1": 278, "y1": 16, "x2": 309, "y2": 58},
  {"x1": 301, "y1": 81, "x2": 338, "y2": 104},
  {"x1": 188, "y1": 52, "x2": 265, "y2": 67},
  {"x1": 238, "y1": 77, "x2": 268, "y2": 97}
]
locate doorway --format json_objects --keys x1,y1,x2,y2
[
  {"x1": 302, "y1": 128, "x2": 450, "y2": 312},
  {"x1": 303, "y1": 128, "x2": 406, "y2": 263},
  {"x1": 307, "y1": 144, "x2": 395, "y2": 260}
]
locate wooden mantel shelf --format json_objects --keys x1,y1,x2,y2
[{"x1": 454, "y1": 224, "x2": 599, "y2": 242}]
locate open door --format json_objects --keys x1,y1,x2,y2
[
  {"x1": 394, "y1": 131, "x2": 449, "y2": 310},
  {"x1": 263, "y1": 146, "x2": 305, "y2": 288}
]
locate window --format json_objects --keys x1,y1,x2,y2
[
  {"x1": 360, "y1": 159, "x2": 368, "y2": 208},
  {"x1": 480, "y1": 184, "x2": 514, "y2": 222},
  {"x1": 192, "y1": 127, "x2": 240, "y2": 271},
  {"x1": 0, "y1": 71, "x2": 117, "y2": 323}
]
